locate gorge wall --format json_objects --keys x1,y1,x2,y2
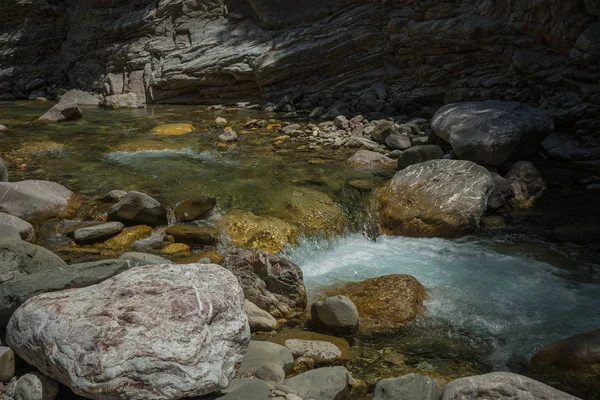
[{"x1": 1, "y1": 0, "x2": 599, "y2": 124}]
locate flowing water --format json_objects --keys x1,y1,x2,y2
[{"x1": 1, "y1": 101, "x2": 600, "y2": 397}]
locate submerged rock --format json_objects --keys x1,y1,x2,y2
[
  {"x1": 165, "y1": 225, "x2": 219, "y2": 245},
  {"x1": 505, "y1": 161, "x2": 546, "y2": 208},
  {"x1": 150, "y1": 123, "x2": 194, "y2": 135},
  {"x1": 0, "y1": 180, "x2": 80, "y2": 224},
  {"x1": 325, "y1": 275, "x2": 427, "y2": 336},
  {"x1": 0, "y1": 213, "x2": 34, "y2": 242},
  {"x1": 100, "y1": 225, "x2": 153, "y2": 251},
  {"x1": 440, "y1": 372, "x2": 580, "y2": 400},
  {"x1": 7, "y1": 263, "x2": 250, "y2": 400},
  {"x1": 284, "y1": 366, "x2": 353, "y2": 400},
  {"x1": 347, "y1": 150, "x2": 394, "y2": 165},
  {"x1": 377, "y1": 159, "x2": 494, "y2": 237},
  {"x1": 35, "y1": 102, "x2": 82, "y2": 123},
  {"x1": 310, "y1": 295, "x2": 359, "y2": 336},
  {"x1": 531, "y1": 329, "x2": 600, "y2": 371},
  {"x1": 432, "y1": 101, "x2": 554, "y2": 167},
  {"x1": 107, "y1": 191, "x2": 168, "y2": 227},
  {"x1": 373, "y1": 373, "x2": 439, "y2": 400},
  {"x1": 174, "y1": 197, "x2": 217, "y2": 221}
]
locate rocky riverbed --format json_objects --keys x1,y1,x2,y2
[{"x1": 0, "y1": 97, "x2": 599, "y2": 400}]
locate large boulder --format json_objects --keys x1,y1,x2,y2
[
  {"x1": 440, "y1": 372, "x2": 580, "y2": 400},
  {"x1": 0, "y1": 156, "x2": 7, "y2": 182},
  {"x1": 6, "y1": 263, "x2": 250, "y2": 400},
  {"x1": 325, "y1": 275, "x2": 427, "y2": 336},
  {"x1": 0, "y1": 213, "x2": 35, "y2": 242},
  {"x1": 373, "y1": 374, "x2": 439, "y2": 400},
  {"x1": 59, "y1": 89, "x2": 100, "y2": 106},
  {"x1": 35, "y1": 102, "x2": 82, "y2": 123},
  {"x1": 0, "y1": 238, "x2": 66, "y2": 285},
  {"x1": 531, "y1": 329, "x2": 600, "y2": 371},
  {"x1": 0, "y1": 180, "x2": 80, "y2": 224},
  {"x1": 310, "y1": 295, "x2": 359, "y2": 336},
  {"x1": 100, "y1": 92, "x2": 145, "y2": 108},
  {"x1": 505, "y1": 161, "x2": 546, "y2": 208},
  {"x1": 284, "y1": 366, "x2": 353, "y2": 400},
  {"x1": 107, "y1": 191, "x2": 168, "y2": 227},
  {"x1": 0, "y1": 259, "x2": 131, "y2": 326},
  {"x1": 397, "y1": 145, "x2": 444, "y2": 170},
  {"x1": 220, "y1": 249, "x2": 306, "y2": 318},
  {"x1": 432, "y1": 101, "x2": 554, "y2": 167},
  {"x1": 377, "y1": 159, "x2": 494, "y2": 237}
]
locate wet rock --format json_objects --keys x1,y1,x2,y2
[
  {"x1": 311, "y1": 296, "x2": 359, "y2": 336},
  {"x1": 325, "y1": 275, "x2": 427, "y2": 336},
  {"x1": 101, "y1": 189, "x2": 128, "y2": 203},
  {"x1": 284, "y1": 339, "x2": 342, "y2": 364},
  {"x1": 432, "y1": 101, "x2": 554, "y2": 167},
  {"x1": 35, "y1": 102, "x2": 82, "y2": 124},
  {"x1": 255, "y1": 362, "x2": 286, "y2": 383},
  {"x1": 0, "y1": 259, "x2": 130, "y2": 326},
  {"x1": 73, "y1": 221, "x2": 124, "y2": 244},
  {"x1": 0, "y1": 180, "x2": 79, "y2": 224},
  {"x1": 107, "y1": 191, "x2": 168, "y2": 227},
  {"x1": 150, "y1": 123, "x2": 194, "y2": 135},
  {"x1": 100, "y1": 225, "x2": 152, "y2": 251},
  {"x1": 244, "y1": 299, "x2": 278, "y2": 331},
  {"x1": 219, "y1": 130, "x2": 238, "y2": 142},
  {"x1": 0, "y1": 346, "x2": 15, "y2": 382},
  {"x1": 505, "y1": 161, "x2": 546, "y2": 208},
  {"x1": 487, "y1": 173, "x2": 514, "y2": 212},
  {"x1": 0, "y1": 156, "x2": 7, "y2": 182},
  {"x1": 397, "y1": 145, "x2": 444, "y2": 170},
  {"x1": 220, "y1": 210, "x2": 298, "y2": 254},
  {"x1": 239, "y1": 341, "x2": 294, "y2": 375},
  {"x1": 440, "y1": 372, "x2": 579, "y2": 400},
  {"x1": 4, "y1": 372, "x2": 59, "y2": 400},
  {"x1": 220, "y1": 249, "x2": 307, "y2": 317},
  {"x1": 0, "y1": 238, "x2": 66, "y2": 284},
  {"x1": 531, "y1": 329, "x2": 600, "y2": 370},
  {"x1": 347, "y1": 150, "x2": 394, "y2": 165},
  {"x1": 377, "y1": 159, "x2": 494, "y2": 237},
  {"x1": 284, "y1": 366, "x2": 353, "y2": 400},
  {"x1": 174, "y1": 197, "x2": 217, "y2": 221},
  {"x1": 7, "y1": 263, "x2": 249, "y2": 400},
  {"x1": 165, "y1": 225, "x2": 219, "y2": 245},
  {"x1": 100, "y1": 92, "x2": 144, "y2": 108},
  {"x1": 118, "y1": 252, "x2": 171, "y2": 267},
  {"x1": 373, "y1": 373, "x2": 439, "y2": 400},
  {"x1": 59, "y1": 89, "x2": 100, "y2": 106}
]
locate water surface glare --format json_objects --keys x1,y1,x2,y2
[{"x1": 286, "y1": 234, "x2": 600, "y2": 369}]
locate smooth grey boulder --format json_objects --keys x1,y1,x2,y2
[
  {"x1": 371, "y1": 121, "x2": 395, "y2": 143},
  {"x1": 0, "y1": 259, "x2": 131, "y2": 326},
  {"x1": 7, "y1": 263, "x2": 250, "y2": 400},
  {"x1": 101, "y1": 189, "x2": 128, "y2": 202},
  {"x1": 0, "y1": 346, "x2": 15, "y2": 382},
  {"x1": 440, "y1": 372, "x2": 580, "y2": 400},
  {"x1": 347, "y1": 150, "x2": 394, "y2": 165},
  {"x1": 284, "y1": 366, "x2": 353, "y2": 400},
  {"x1": 311, "y1": 295, "x2": 359, "y2": 336},
  {"x1": 118, "y1": 252, "x2": 171, "y2": 267},
  {"x1": 397, "y1": 145, "x2": 444, "y2": 170},
  {"x1": 505, "y1": 161, "x2": 546, "y2": 208},
  {"x1": 3, "y1": 372, "x2": 59, "y2": 400},
  {"x1": 59, "y1": 89, "x2": 100, "y2": 106},
  {"x1": 487, "y1": 173, "x2": 515, "y2": 211},
  {"x1": 377, "y1": 159, "x2": 494, "y2": 237},
  {"x1": 383, "y1": 132, "x2": 412, "y2": 151},
  {"x1": 373, "y1": 373, "x2": 439, "y2": 400},
  {"x1": 73, "y1": 221, "x2": 124, "y2": 243},
  {"x1": 0, "y1": 213, "x2": 35, "y2": 242},
  {"x1": 0, "y1": 238, "x2": 66, "y2": 284},
  {"x1": 244, "y1": 299, "x2": 278, "y2": 332},
  {"x1": 0, "y1": 225, "x2": 20, "y2": 240},
  {"x1": 107, "y1": 191, "x2": 168, "y2": 227},
  {"x1": 35, "y1": 102, "x2": 82, "y2": 123},
  {"x1": 208, "y1": 378, "x2": 271, "y2": 400},
  {"x1": 239, "y1": 341, "x2": 294, "y2": 375},
  {"x1": 0, "y1": 180, "x2": 78, "y2": 224},
  {"x1": 432, "y1": 101, "x2": 554, "y2": 167},
  {"x1": 100, "y1": 92, "x2": 145, "y2": 108},
  {"x1": 0, "y1": 156, "x2": 7, "y2": 182},
  {"x1": 255, "y1": 362, "x2": 286, "y2": 383}
]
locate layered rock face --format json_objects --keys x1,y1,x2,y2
[{"x1": 1, "y1": 0, "x2": 598, "y2": 121}]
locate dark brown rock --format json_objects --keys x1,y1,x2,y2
[{"x1": 174, "y1": 197, "x2": 217, "y2": 222}]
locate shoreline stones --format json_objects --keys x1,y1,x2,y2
[
  {"x1": 347, "y1": 150, "x2": 394, "y2": 165},
  {"x1": 107, "y1": 191, "x2": 168, "y2": 227},
  {"x1": 397, "y1": 145, "x2": 444, "y2": 170},
  {"x1": 284, "y1": 339, "x2": 342, "y2": 365},
  {"x1": 244, "y1": 300, "x2": 278, "y2": 331},
  {"x1": 284, "y1": 366, "x2": 353, "y2": 400},
  {"x1": 373, "y1": 374, "x2": 439, "y2": 400},
  {"x1": 73, "y1": 221, "x2": 124, "y2": 243},
  {"x1": 7, "y1": 263, "x2": 250, "y2": 400},
  {"x1": 100, "y1": 92, "x2": 144, "y2": 108},
  {"x1": 310, "y1": 296, "x2": 359, "y2": 336},
  {"x1": 505, "y1": 161, "x2": 546, "y2": 208},
  {"x1": 35, "y1": 102, "x2": 82, "y2": 124},
  {"x1": 0, "y1": 213, "x2": 35, "y2": 242},
  {"x1": 377, "y1": 159, "x2": 494, "y2": 237}
]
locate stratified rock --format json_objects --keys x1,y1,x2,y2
[
  {"x1": 118, "y1": 252, "x2": 171, "y2": 267},
  {"x1": 0, "y1": 156, "x2": 7, "y2": 182},
  {"x1": 0, "y1": 213, "x2": 35, "y2": 242},
  {"x1": 397, "y1": 145, "x2": 444, "y2": 170},
  {"x1": 6, "y1": 263, "x2": 250, "y2": 400},
  {"x1": 59, "y1": 89, "x2": 100, "y2": 106},
  {"x1": 0, "y1": 259, "x2": 130, "y2": 326},
  {"x1": 487, "y1": 173, "x2": 515, "y2": 212},
  {"x1": 432, "y1": 101, "x2": 554, "y2": 167},
  {"x1": 0, "y1": 180, "x2": 79, "y2": 224},
  {"x1": 165, "y1": 225, "x2": 219, "y2": 245},
  {"x1": 373, "y1": 374, "x2": 439, "y2": 400},
  {"x1": 107, "y1": 191, "x2": 168, "y2": 227},
  {"x1": 35, "y1": 102, "x2": 82, "y2": 124},
  {"x1": 0, "y1": 238, "x2": 66, "y2": 284},
  {"x1": 325, "y1": 275, "x2": 427, "y2": 336},
  {"x1": 284, "y1": 339, "x2": 342, "y2": 365},
  {"x1": 505, "y1": 161, "x2": 546, "y2": 208},
  {"x1": 239, "y1": 341, "x2": 294, "y2": 375},
  {"x1": 284, "y1": 366, "x2": 353, "y2": 400},
  {"x1": 377, "y1": 159, "x2": 494, "y2": 237},
  {"x1": 220, "y1": 249, "x2": 307, "y2": 317},
  {"x1": 440, "y1": 372, "x2": 580, "y2": 400},
  {"x1": 100, "y1": 92, "x2": 145, "y2": 108},
  {"x1": 531, "y1": 329, "x2": 600, "y2": 370},
  {"x1": 244, "y1": 300, "x2": 278, "y2": 331},
  {"x1": 174, "y1": 197, "x2": 217, "y2": 221},
  {"x1": 311, "y1": 296, "x2": 359, "y2": 336},
  {"x1": 73, "y1": 221, "x2": 124, "y2": 244},
  {"x1": 0, "y1": 346, "x2": 15, "y2": 382},
  {"x1": 347, "y1": 150, "x2": 394, "y2": 165}
]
